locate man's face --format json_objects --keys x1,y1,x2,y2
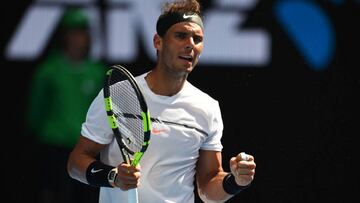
[
  {"x1": 64, "y1": 29, "x2": 90, "y2": 60},
  {"x1": 158, "y1": 21, "x2": 204, "y2": 76}
]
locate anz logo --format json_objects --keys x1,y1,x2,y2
[{"x1": 5, "y1": 0, "x2": 353, "y2": 71}]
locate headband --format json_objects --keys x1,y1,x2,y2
[{"x1": 156, "y1": 12, "x2": 204, "y2": 37}]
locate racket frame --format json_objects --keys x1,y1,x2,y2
[{"x1": 103, "y1": 64, "x2": 151, "y2": 166}]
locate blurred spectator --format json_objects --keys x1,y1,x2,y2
[{"x1": 26, "y1": 7, "x2": 106, "y2": 203}]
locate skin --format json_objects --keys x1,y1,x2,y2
[
  {"x1": 67, "y1": 20, "x2": 256, "y2": 202},
  {"x1": 147, "y1": 21, "x2": 203, "y2": 96},
  {"x1": 63, "y1": 29, "x2": 90, "y2": 62}
]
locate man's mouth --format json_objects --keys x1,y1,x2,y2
[{"x1": 179, "y1": 55, "x2": 193, "y2": 62}]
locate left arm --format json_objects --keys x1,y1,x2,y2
[{"x1": 196, "y1": 150, "x2": 256, "y2": 202}]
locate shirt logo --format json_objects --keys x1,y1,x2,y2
[{"x1": 151, "y1": 128, "x2": 168, "y2": 135}]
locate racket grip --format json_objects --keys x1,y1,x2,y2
[{"x1": 128, "y1": 188, "x2": 138, "y2": 203}]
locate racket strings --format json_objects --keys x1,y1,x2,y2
[{"x1": 110, "y1": 79, "x2": 144, "y2": 154}]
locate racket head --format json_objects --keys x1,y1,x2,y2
[{"x1": 103, "y1": 65, "x2": 151, "y2": 166}]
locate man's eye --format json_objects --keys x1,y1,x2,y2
[{"x1": 194, "y1": 36, "x2": 203, "y2": 44}]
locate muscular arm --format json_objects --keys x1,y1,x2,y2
[
  {"x1": 67, "y1": 136, "x2": 106, "y2": 184},
  {"x1": 196, "y1": 150, "x2": 256, "y2": 202},
  {"x1": 67, "y1": 136, "x2": 141, "y2": 190},
  {"x1": 196, "y1": 150, "x2": 233, "y2": 202}
]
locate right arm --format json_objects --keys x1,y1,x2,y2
[
  {"x1": 67, "y1": 136, "x2": 141, "y2": 189},
  {"x1": 67, "y1": 136, "x2": 105, "y2": 184}
]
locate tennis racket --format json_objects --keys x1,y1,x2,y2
[{"x1": 103, "y1": 64, "x2": 151, "y2": 203}]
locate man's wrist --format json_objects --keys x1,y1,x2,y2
[
  {"x1": 222, "y1": 173, "x2": 250, "y2": 195},
  {"x1": 86, "y1": 160, "x2": 115, "y2": 188},
  {"x1": 107, "y1": 167, "x2": 118, "y2": 187}
]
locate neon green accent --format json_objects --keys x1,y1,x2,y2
[
  {"x1": 147, "y1": 110, "x2": 152, "y2": 131},
  {"x1": 107, "y1": 115, "x2": 117, "y2": 129},
  {"x1": 141, "y1": 110, "x2": 151, "y2": 132},
  {"x1": 141, "y1": 112, "x2": 148, "y2": 131},
  {"x1": 106, "y1": 69, "x2": 112, "y2": 75},
  {"x1": 104, "y1": 97, "x2": 112, "y2": 111},
  {"x1": 131, "y1": 152, "x2": 144, "y2": 166}
]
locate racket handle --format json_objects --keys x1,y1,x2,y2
[{"x1": 128, "y1": 188, "x2": 138, "y2": 203}]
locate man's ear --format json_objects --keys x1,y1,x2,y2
[{"x1": 153, "y1": 34, "x2": 162, "y2": 51}]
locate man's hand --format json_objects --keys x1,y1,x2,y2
[
  {"x1": 114, "y1": 163, "x2": 141, "y2": 191},
  {"x1": 229, "y1": 152, "x2": 256, "y2": 186}
]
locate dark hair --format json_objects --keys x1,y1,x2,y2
[
  {"x1": 160, "y1": 0, "x2": 202, "y2": 17},
  {"x1": 156, "y1": 0, "x2": 203, "y2": 37}
]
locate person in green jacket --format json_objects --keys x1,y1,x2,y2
[{"x1": 26, "y1": 7, "x2": 106, "y2": 203}]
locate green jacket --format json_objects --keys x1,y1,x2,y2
[{"x1": 27, "y1": 50, "x2": 106, "y2": 148}]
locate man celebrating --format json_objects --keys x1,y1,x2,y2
[{"x1": 67, "y1": 1, "x2": 256, "y2": 202}]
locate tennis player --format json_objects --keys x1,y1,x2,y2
[{"x1": 67, "y1": 0, "x2": 256, "y2": 202}]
